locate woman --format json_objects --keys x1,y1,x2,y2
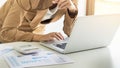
[{"x1": 0, "y1": 0, "x2": 78, "y2": 43}]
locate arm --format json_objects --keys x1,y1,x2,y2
[
  {"x1": 0, "y1": 0, "x2": 35, "y2": 42},
  {"x1": 0, "y1": 0, "x2": 64, "y2": 43},
  {"x1": 63, "y1": 0, "x2": 78, "y2": 36},
  {"x1": 0, "y1": 0, "x2": 44, "y2": 42}
]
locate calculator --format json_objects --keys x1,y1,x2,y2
[{"x1": 14, "y1": 45, "x2": 40, "y2": 55}]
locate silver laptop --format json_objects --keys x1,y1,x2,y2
[{"x1": 40, "y1": 14, "x2": 120, "y2": 54}]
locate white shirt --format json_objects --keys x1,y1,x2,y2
[
  {"x1": 33, "y1": 6, "x2": 58, "y2": 34},
  {"x1": 41, "y1": 6, "x2": 58, "y2": 21}
]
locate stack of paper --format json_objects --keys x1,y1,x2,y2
[{"x1": 4, "y1": 51, "x2": 74, "y2": 68}]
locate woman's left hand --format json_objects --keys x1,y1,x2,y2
[{"x1": 52, "y1": 0, "x2": 76, "y2": 10}]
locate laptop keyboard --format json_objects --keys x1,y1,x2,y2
[
  {"x1": 55, "y1": 43, "x2": 67, "y2": 49},
  {"x1": 53, "y1": 38, "x2": 68, "y2": 49},
  {"x1": 42, "y1": 37, "x2": 69, "y2": 49}
]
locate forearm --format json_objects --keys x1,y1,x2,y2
[
  {"x1": 0, "y1": 27, "x2": 47, "y2": 42},
  {"x1": 0, "y1": 28, "x2": 34, "y2": 42},
  {"x1": 63, "y1": 0, "x2": 78, "y2": 36}
]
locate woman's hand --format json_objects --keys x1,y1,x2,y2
[
  {"x1": 52, "y1": 0, "x2": 76, "y2": 10},
  {"x1": 33, "y1": 32, "x2": 64, "y2": 42}
]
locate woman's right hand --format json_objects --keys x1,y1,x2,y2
[{"x1": 33, "y1": 32, "x2": 64, "y2": 42}]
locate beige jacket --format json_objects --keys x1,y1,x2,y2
[{"x1": 0, "y1": 0, "x2": 78, "y2": 43}]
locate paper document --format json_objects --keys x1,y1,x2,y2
[
  {"x1": 0, "y1": 46, "x2": 13, "y2": 56},
  {"x1": 4, "y1": 51, "x2": 74, "y2": 68}
]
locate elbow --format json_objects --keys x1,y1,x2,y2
[
  {"x1": 0, "y1": 29, "x2": 16, "y2": 42},
  {"x1": 67, "y1": 8, "x2": 78, "y2": 18}
]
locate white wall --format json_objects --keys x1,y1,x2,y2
[
  {"x1": 78, "y1": 0, "x2": 86, "y2": 16},
  {"x1": 95, "y1": 0, "x2": 120, "y2": 15}
]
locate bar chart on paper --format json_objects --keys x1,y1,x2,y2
[{"x1": 4, "y1": 51, "x2": 74, "y2": 68}]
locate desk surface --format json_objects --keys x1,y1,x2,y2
[
  {"x1": 0, "y1": 27, "x2": 120, "y2": 68},
  {"x1": 0, "y1": 41, "x2": 120, "y2": 68}
]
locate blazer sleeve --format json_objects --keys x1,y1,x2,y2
[
  {"x1": 16, "y1": 0, "x2": 53, "y2": 11},
  {"x1": 63, "y1": 0, "x2": 78, "y2": 36},
  {"x1": 0, "y1": 0, "x2": 41, "y2": 42}
]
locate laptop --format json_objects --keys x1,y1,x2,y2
[{"x1": 40, "y1": 14, "x2": 120, "y2": 54}]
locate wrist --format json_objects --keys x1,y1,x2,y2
[{"x1": 32, "y1": 34, "x2": 42, "y2": 42}]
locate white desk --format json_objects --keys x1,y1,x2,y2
[
  {"x1": 0, "y1": 41, "x2": 120, "y2": 68},
  {"x1": 0, "y1": 27, "x2": 120, "y2": 68}
]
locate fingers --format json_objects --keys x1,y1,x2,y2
[
  {"x1": 51, "y1": 32, "x2": 64, "y2": 40},
  {"x1": 59, "y1": 1, "x2": 70, "y2": 9},
  {"x1": 58, "y1": 0, "x2": 71, "y2": 9},
  {"x1": 48, "y1": 32, "x2": 64, "y2": 41},
  {"x1": 52, "y1": 0, "x2": 73, "y2": 10},
  {"x1": 39, "y1": 32, "x2": 64, "y2": 42},
  {"x1": 58, "y1": 0, "x2": 67, "y2": 9},
  {"x1": 55, "y1": 32, "x2": 64, "y2": 40},
  {"x1": 52, "y1": 0, "x2": 60, "y2": 4}
]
